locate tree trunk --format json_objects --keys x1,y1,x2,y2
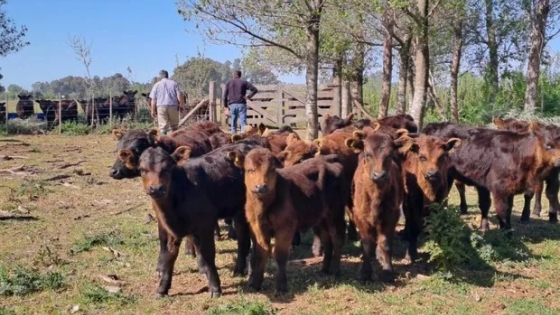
[
  {"x1": 350, "y1": 41, "x2": 366, "y2": 118},
  {"x1": 485, "y1": 0, "x2": 499, "y2": 100},
  {"x1": 409, "y1": 0, "x2": 429, "y2": 129},
  {"x1": 332, "y1": 55, "x2": 343, "y2": 85},
  {"x1": 450, "y1": 20, "x2": 463, "y2": 123},
  {"x1": 396, "y1": 34, "x2": 411, "y2": 114},
  {"x1": 524, "y1": 0, "x2": 550, "y2": 112},
  {"x1": 378, "y1": 13, "x2": 394, "y2": 119},
  {"x1": 304, "y1": 12, "x2": 321, "y2": 141},
  {"x1": 407, "y1": 54, "x2": 415, "y2": 111}
]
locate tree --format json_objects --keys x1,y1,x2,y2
[
  {"x1": 67, "y1": 35, "x2": 95, "y2": 100},
  {"x1": 0, "y1": 0, "x2": 29, "y2": 91},
  {"x1": 178, "y1": 0, "x2": 328, "y2": 141},
  {"x1": 523, "y1": 0, "x2": 559, "y2": 111},
  {"x1": 378, "y1": 9, "x2": 394, "y2": 118},
  {"x1": 240, "y1": 52, "x2": 280, "y2": 84},
  {"x1": 171, "y1": 55, "x2": 223, "y2": 99}
]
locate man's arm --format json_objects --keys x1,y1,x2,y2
[
  {"x1": 149, "y1": 84, "x2": 157, "y2": 118},
  {"x1": 175, "y1": 83, "x2": 185, "y2": 108},
  {"x1": 246, "y1": 81, "x2": 258, "y2": 100},
  {"x1": 222, "y1": 82, "x2": 229, "y2": 108}
]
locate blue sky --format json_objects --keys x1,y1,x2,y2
[{"x1": 1, "y1": 0, "x2": 560, "y2": 90}]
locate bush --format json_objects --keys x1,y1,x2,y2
[
  {"x1": 5, "y1": 117, "x2": 47, "y2": 135},
  {"x1": 0, "y1": 266, "x2": 65, "y2": 296},
  {"x1": 60, "y1": 120, "x2": 91, "y2": 135}
]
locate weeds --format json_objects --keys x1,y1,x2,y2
[
  {"x1": 0, "y1": 308, "x2": 16, "y2": 315},
  {"x1": 34, "y1": 244, "x2": 66, "y2": 267},
  {"x1": 205, "y1": 297, "x2": 276, "y2": 315},
  {"x1": 80, "y1": 284, "x2": 137, "y2": 305},
  {"x1": 17, "y1": 180, "x2": 50, "y2": 200},
  {"x1": 0, "y1": 266, "x2": 65, "y2": 296},
  {"x1": 70, "y1": 230, "x2": 123, "y2": 255},
  {"x1": 60, "y1": 121, "x2": 91, "y2": 135}
]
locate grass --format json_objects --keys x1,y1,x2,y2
[{"x1": 1, "y1": 132, "x2": 560, "y2": 314}]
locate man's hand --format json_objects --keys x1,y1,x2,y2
[
  {"x1": 223, "y1": 107, "x2": 230, "y2": 116},
  {"x1": 151, "y1": 109, "x2": 157, "y2": 118},
  {"x1": 178, "y1": 104, "x2": 185, "y2": 112}
]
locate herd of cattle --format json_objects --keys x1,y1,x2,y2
[
  {"x1": 107, "y1": 113, "x2": 560, "y2": 298},
  {"x1": 0, "y1": 91, "x2": 142, "y2": 125}
]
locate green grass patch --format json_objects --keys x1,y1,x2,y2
[
  {"x1": 0, "y1": 266, "x2": 65, "y2": 296},
  {"x1": 70, "y1": 230, "x2": 124, "y2": 255},
  {"x1": 205, "y1": 297, "x2": 277, "y2": 315},
  {"x1": 79, "y1": 284, "x2": 138, "y2": 305}
]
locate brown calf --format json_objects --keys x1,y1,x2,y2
[
  {"x1": 398, "y1": 132, "x2": 461, "y2": 262},
  {"x1": 423, "y1": 121, "x2": 560, "y2": 231},
  {"x1": 137, "y1": 146, "x2": 221, "y2": 298},
  {"x1": 344, "y1": 129, "x2": 411, "y2": 282},
  {"x1": 230, "y1": 148, "x2": 349, "y2": 293}
]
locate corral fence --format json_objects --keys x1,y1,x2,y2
[{"x1": 1, "y1": 80, "x2": 368, "y2": 134}]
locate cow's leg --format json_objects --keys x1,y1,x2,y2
[
  {"x1": 214, "y1": 221, "x2": 221, "y2": 240},
  {"x1": 376, "y1": 220, "x2": 396, "y2": 283},
  {"x1": 248, "y1": 233, "x2": 271, "y2": 292},
  {"x1": 312, "y1": 226, "x2": 323, "y2": 257},
  {"x1": 196, "y1": 231, "x2": 222, "y2": 298},
  {"x1": 545, "y1": 173, "x2": 559, "y2": 223},
  {"x1": 347, "y1": 220, "x2": 359, "y2": 242},
  {"x1": 320, "y1": 223, "x2": 333, "y2": 274},
  {"x1": 156, "y1": 236, "x2": 181, "y2": 297},
  {"x1": 291, "y1": 231, "x2": 301, "y2": 247},
  {"x1": 327, "y1": 217, "x2": 345, "y2": 276},
  {"x1": 273, "y1": 227, "x2": 295, "y2": 294},
  {"x1": 357, "y1": 226, "x2": 375, "y2": 283},
  {"x1": 532, "y1": 180, "x2": 544, "y2": 217},
  {"x1": 232, "y1": 213, "x2": 251, "y2": 276},
  {"x1": 225, "y1": 218, "x2": 237, "y2": 240},
  {"x1": 184, "y1": 237, "x2": 196, "y2": 258},
  {"x1": 455, "y1": 181, "x2": 468, "y2": 215},
  {"x1": 477, "y1": 187, "x2": 491, "y2": 232},
  {"x1": 492, "y1": 192, "x2": 512, "y2": 232},
  {"x1": 520, "y1": 191, "x2": 534, "y2": 223},
  {"x1": 156, "y1": 221, "x2": 168, "y2": 275},
  {"x1": 403, "y1": 199, "x2": 421, "y2": 263}
]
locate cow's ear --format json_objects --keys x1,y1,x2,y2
[
  {"x1": 258, "y1": 123, "x2": 266, "y2": 135},
  {"x1": 112, "y1": 129, "x2": 124, "y2": 141},
  {"x1": 493, "y1": 118, "x2": 506, "y2": 129},
  {"x1": 343, "y1": 113, "x2": 355, "y2": 125},
  {"x1": 310, "y1": 142, "x2": 319, "y2": 156},
  {"x1": 394, "y1": 135, "x2": 417, "y2": 154},
  {"x1": 444, "y1": 137, "x2": 461, "y2": 153},
  {"x1": 244, "y1": 124, "x2": 255, "y2": 134},
  {"x1": 352, "y1": 130, "x2": 366, "y2": 141},
  {"x1": 276, "y1": 151, "x2": 288, "y2": 163},
  {"x1": 323, "y1": 113, "x2": 331, "y2": 122},
  {"x1": 345, "y1": 138, "x2": 364, "y2": 153},
  {"x1": 147, "y1": 129, "x2": 160, "y2": 146},
  {"x1": 394, "y1": 128, "x2": 409, "y2": 139},
  {"x1": 227, "y1": 150, "x2": 245, "y2": 169},
  {"x1": 171, "y1": 146, "x2": 192, "y2": 164},
  {"x1": 286, "y1": 133, "x2": 300, "y2": 146},
  {"x1": 117, "y1": 149, "x2": 133, "y2": 162},
  {"x1": 231, "y1": 133, "x2": 244, "y2": 142},
  {"x1": 528, "y1": 120, "x2": 543, "y2": 132}
]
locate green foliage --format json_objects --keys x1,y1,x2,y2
[
  {"x1": 60, "y1": 120, "x2": 91, "y2": 135},
  {"x1": 0, "y1": 266, "x2": 65, "y2": 296},
  {"x1": 80, "y1": 285, "x2": 137, "y2": 305},
  {"x1": 70, "y1": 230, "x2": 123, "y2": 255},
  {"x1": 5, "y1": 117, "x2": 47, "y2": 135},
  {"x1": 0, "y1": 308, "x2": 16, "y2": 315},
  {"x1": 205, "y1": 298, "x2": 277, "y2": 315},
  {"x1": 17, "y1": 179, "x2": 50, "y2": 200}
]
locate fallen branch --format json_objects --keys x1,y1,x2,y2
[
  {"x1": 57, "y1": 160, "x2": 85, "y2": 169},
  {"x1": 0, "y1": 155, "x2": 29, "y2": 160},
  {"x1": 0, "y1": 164, "x2": 26, "y2": 174},
  {"x1": 44, "y1": 174, "x2": 73, "y2": 181},
  {"x1": 0, "y1": 210, "x2": 37, "y2": 221},
  {"x1": 111, "y1": 203, "x2": 143, "y2": 216}
]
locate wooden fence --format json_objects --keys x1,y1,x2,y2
[{"x1": 216, "y1": 83, "x2": 350, "y2": 128}]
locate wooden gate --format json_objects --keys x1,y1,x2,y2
[{"x1": 219, "y1": 83, "x2": 344, "y2": 128}]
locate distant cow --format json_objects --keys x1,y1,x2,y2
[
  {"x1": 321, "y1": 113, "x2": 418, "y2": 136},
  {"x1": 16, "y1": 92, "x2": 34, "y2": 119},
  {"x1": 232, "y1": 124, "x2": 296, "y2": 154},
  {"x1": 0, "y1": 102, "x2": 5, "y2": 123},
  {"x1": 493, "y1": 117, "x2": 560, "y2": 222},
  {"x1": 230, "y1": 148, "x2": 349, "y2": 293},
  {"x1": 136, "y1": 146, "x2": 222, "y2": 298},
  {"x1": 79, "y1": 97, "x2": 111, "y2": 124},
  {"x1": 423, "y1": 121, "x2": 560, "y2": 232},
  {"x1": 113, "y1": 90, "x2": 137, "y2": 120},
  {"x1": 344, "y1": 128, "x2": 411, "y2": 282},
  {"x1": 36, "y1": 99, "x2": 78, "y2": 126}
]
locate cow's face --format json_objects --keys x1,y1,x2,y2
[
  {"x1": 276, "y1": 133, "x2": 316, "y2": 166},
  {"x1": 110, "y1": 129, "x2": 159, "y2": 179},
  {"x1": 138, "y1": 147, "x2": 175, "y2": 199},
  {"x1": 409, "y1": 134, "x2": 461, "y2": 183},
  {"x1": 229, "y1": 148, "x2": 280, "y2": 199},
  {"x1": 532, "y1": 122, "x2": 560, "y2": 168}
]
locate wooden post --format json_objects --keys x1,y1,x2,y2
[
  {"x1": 209, "y1": 81, "x2": 216, "y2": 122},
  {"x1": 90, "y1": 93, "x2": 95, "y2": 127},
  {"x1": 333, "y1": 83, "x2": 341, "y2": 117},
  {"x1": 341, "y1": 81, "x2": 350, "y2": 118},
  {"x1": 58, "y1": 95, "x2": 62, "y2": 134},
  {"x1": 178, "y1": 98, "x2": 209, "y2": 127},
  {"x1": 109, "y1": 91, "x2": 113, "y2": 129},
  {"x1": 276, "y1": 84, "x2": 283, "y2": 127},
  {"x1": 5, "y1": 93, "x2": 8, "y2": 134},
  {"x1": 220, "y1": 83, "x2": 226, "y2": 127}
]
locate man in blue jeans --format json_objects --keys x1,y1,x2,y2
[{"x1": 222, "y1": 70, "x2": 258, "y2": 134}]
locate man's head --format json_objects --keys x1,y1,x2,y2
[
  {"x1": 233, "y1": 70, "x2": 242, "y2": 78},
  {"x1": 159, "y1": 70, "x2": 169, "y2": 79}
]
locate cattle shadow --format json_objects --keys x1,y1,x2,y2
[
  {"x1": 509, "y1": 213, "x2": 560, "y2": 244},
  {"x1": 218, "y1": 223, "x2": 539, "y2": 302},
  {"x1": 0, "y1": 215, "x2": 38, "y2": 222}
]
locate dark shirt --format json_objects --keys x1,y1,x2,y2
[{"x1": 222, "y1": 78, "x2": 258, "y2": 108}]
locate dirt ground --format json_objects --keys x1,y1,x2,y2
[{"x1": 1, "y1": 134, "x2": 560, "y2": 315}]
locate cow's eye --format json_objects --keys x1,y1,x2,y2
[
  {"x1": 546, "y1": 143, "x2": 553, "y2": 150},
  {"x1": 419, "y1": 155, "x2": 427, "y2": 162}
]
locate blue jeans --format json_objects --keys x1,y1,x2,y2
[{"x1": 229, "y1": 103, "x2": 247, "y2": 134}]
